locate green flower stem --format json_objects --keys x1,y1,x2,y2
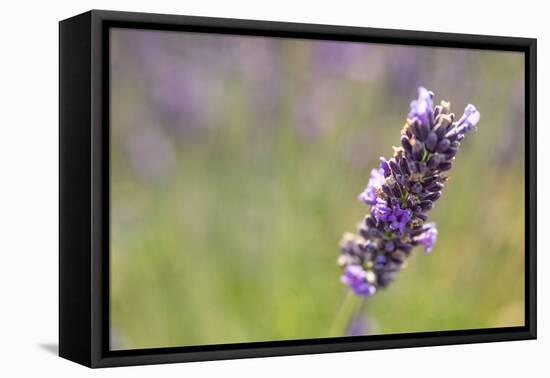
[{"x1": 329, "y1": 291, "x2": 360, "y2": 337}]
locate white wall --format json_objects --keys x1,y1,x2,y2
[{"x1": 0, "y1": 0, "x2": 546, "y2": 376}]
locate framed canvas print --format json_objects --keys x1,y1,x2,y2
[{"x1": 59, "y1": 10, "x2": 537, "y2": 368}]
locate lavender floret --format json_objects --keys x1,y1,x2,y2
[
  {"x1": 414, "y1": 224, "x2": 438, "y2": 253},
  {"x1": 340, "y1": 265, "x2": 377, "y2": 297},
  {"x1": 338, "y1": 87, "x2": 480, "y2": 296},
  {"x1": 358, "y1": 168, "x2": 385, "y2": 205},
  {"x1": 372, "y1": 199, "x2": 411, "y2": 234}
]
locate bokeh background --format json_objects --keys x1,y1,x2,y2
[{"x1": 109, "y1": 28, "x2": 525, "y2": 350}]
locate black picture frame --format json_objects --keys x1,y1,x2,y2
[{"x1": 59, "y1": 9, "x2": 537, "y2": 368}]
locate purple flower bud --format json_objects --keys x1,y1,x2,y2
[
  {"x1": 409, "y1": 226, "x2": 427, "y2": 236},
  {"x1": 422, "y1": 175, "x2": 437, "y2": 186},
  {"x1": 417, "y1": 162, "x2": 428, "y2": 173},
  {"x1": 420, "y1": 200, "x2": 433, "y2": 211},
  {"x1": 436, "y1": 138, "x2": 451, "y2": 152},
  {"x1": 379, "y1": 157, "x2": 391, "y2": 177},
  {"x1": 416, "y1": 213, "x2": 433, "y2": 222},
  {"x1": 399, "y1": 158, "x2": 410, "y2": 175},
  {"x1": 409, "y1": 163, "x2": 418, "y2": 174},
  {"x1": 410, "y1": 121, "x2": 422, "y2": 140},
  {"x1": 375, "y1": 254, "x2": 387, "y2": 267},
  {"x1": 425, "y1": 182, "x2": 444, "y2": 192},
  {"x1": 365, "y1": 240, "x2": 378, "y2": 253},
  {"x1": 401, "y1": 136, "x2": 412, "y2": 154},
  {"x1": 445, "y1": 147, "x2": 458, "y2": 160},
  {"x1": 418, "y1": 122, "x2": 430, "y2": 141},
  {"x1": 391, "y1": 183, "x2": 403, "y2": 198},
  {"x1": 389, "y1": 159, "x2": 401, "y2": 174},
  {"x1": 426, "y1": 153, "x2": 442, "y2": 169},
  {"x1": 410, "y1": 121, "x2": 430, "y2": 141},
  {"x1": 425, "y1": 132, "x2": 438, "y2": 152},
  {"x1": 411, "y1": 182, "x2": 423, "y2": 193},
  {"x1": 438, "y1": 161, "x2": 452, "y2": 171},
  {"x1": 411, "y1": 140, "x2": 425, "y2": 161},
  {"x1": 384, "y1": 240, "x2": 395, "y2": 252},
  {"x1": 359, "y1": 224, "x2": 369, "y2": 239},
  {"x1": 423, "y1": 191, "x2": 441, "y2": 202},
  {"x1": 381, "y1": 184, "x2": 393, "y2": 197},
  {"x1": 365, "y1": 216, "x2": 376, "y2": 228},
  {"x1": 368, "y1": 227, "x2": 383, "y2": 238}
]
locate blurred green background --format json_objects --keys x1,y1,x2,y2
[{"x1": 109, "y1": 28, "x2": 525, "y2": 350}]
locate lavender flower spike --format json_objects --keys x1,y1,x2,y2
[{"x1": 338, "y1": 87, "x2": 480, "y2": 295}]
